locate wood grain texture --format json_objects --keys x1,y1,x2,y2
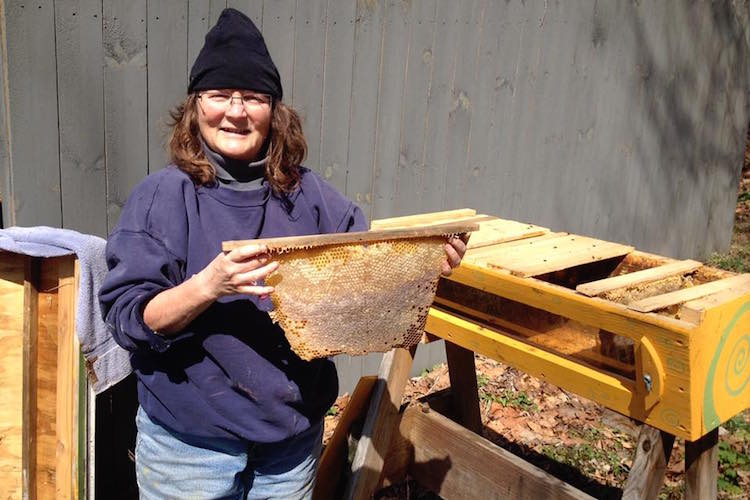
[
  {"x1": 369, "y1": 0, "x2": 410, "y2": 221},
  {"x1": 344, "y1": 347, "x2": 416, "y2": 500},
  {"x1": 685, "y1": 428, "x2": 718, "y2": 500},
  {"x1": 103, "y1": 0, "x2": 148, "y2": 232},
  {"x1": 3, "y1": 0, "x2": 61, "y2": 227},
  {"x1": 444, "y1": 341, "x2": 482, "y2": 434},
  {"x1": 147, "y1": 0, "x2": 188, "y2": 173},
  {"x1": 262, "y1": 0, "x2": 295, "y2": 102},
  {"x1": 400, "y1": 404, "x2": 596, "y2": 499},
  {"x1": 0, "y1": 253, "x2": 28, "y2": 499},
  {"x1": 314, "y1": 376, "x2": 376, "y2": 500},
  {"x1": 222, "y1": 221, "x2": 478, "y2": 251},
  {"x1": 628, "y1": 274, "x2": 750, "y2": 313},
  {"x1": 621, "y1": 425, "x2": 675, "y2": 500},
  {"x1": 55, "y1": 258, "x2": 79, "y2": 500},
  {"x1": 292, "y1": 0, "x2": 326, "y2": 168},
  {"x1": 392, "y1": 0, "x2": 437, "y2": 216},
  {"x1": 317, "y1": 0, "x2": 355, "y2": 188},
  {"x1": 344, "y1": 0, "x2": 385, "y2": 215},
  {"x1": 576, "y1": 259, "x2": 702, "y2": 297},
  {"x1": 36, "y1": 259, "x2": 60, "y2": 500},
  {"x1": 54, "y1": 0, "x2": 108, "y2": 236}
]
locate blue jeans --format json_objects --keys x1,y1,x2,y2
[{"x1": 135, "y1": 407, "x2": 323, "y2": 499}]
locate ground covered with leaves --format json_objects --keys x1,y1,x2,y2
[{"x1": 324, "y1": 141, "x2": 750, "y2": 499}]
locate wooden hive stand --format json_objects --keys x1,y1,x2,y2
[
  {"x1": 0, "y1": 253, "x2": 87, "y2": 500},
  {"x1": 322, "y1": 209, "x2": 750, "y2": 500}
]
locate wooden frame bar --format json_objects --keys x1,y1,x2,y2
[{"x1": 223, "y1": 221, "x2": 479, "y2": 251}]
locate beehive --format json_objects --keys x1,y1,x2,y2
[{"x1": 373, "y1": 210, "x2": 750, "y2": 441}]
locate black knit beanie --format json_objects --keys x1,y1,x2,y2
[{"x1": 188, "y1": 8, "x2": 283, "y2": 100}]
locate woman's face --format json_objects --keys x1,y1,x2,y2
[{"x1": 196, "y1": 90, "x2": 272, "y2": 161}]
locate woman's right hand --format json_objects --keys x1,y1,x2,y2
[
  {"x1": 144, "y1": 244, "x2": 278, "y2": 335},
  {"x1": 197, "y1": 244, "x2": 279, "y2": 300}
]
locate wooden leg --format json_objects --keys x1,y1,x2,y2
[
  {"x1": 344, "y1": 346, "x2": 416, "y2": 500},
  {"x1": 685, "y1": 428, "x2": 719, "y2": 500},
  {"x1": 444, "y1": 341, "x2": 482, "y2": 434},
  {"x1": 622, "y1": 425, "x2": 675, "y2": 500}
]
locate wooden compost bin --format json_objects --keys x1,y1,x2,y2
[{"x1": 0, "y1": 252, "x2": 85, "y2": 499}]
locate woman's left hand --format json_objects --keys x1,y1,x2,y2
[{"x1": 441, "y1": 234, "x2": 469, "y2": 277}]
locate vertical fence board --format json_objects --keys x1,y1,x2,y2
[
  {"x1": 292, "y1": 0, "x2": 327, "y2": 170},
  {"x1": 262, "y1": 0, "x2": 296, "y2": 103},
  {"x1": 226, "y1": 0, "x2": 263, "y2": 26},
  {"x1": 393, "y1": 0, "x2": 436, "y2": 217},
  {"x1": 441, "y1": 0, "x2": 483, "y2": 210},
  {"x1": 370, "y1": 0, "x2": 409, "y2": 221},
  {"x1": 464, "y1": 0, "x2": 505, "y2": 216},
  {"x1": 55, "y1": 0, "x2": 107, "y2": 237},
  {"x1": 419, "y1": 0, "x2": 461, "y2": 214},
  {"x1": 4, "y1": 1, "x2": 61, "y2": 227},
  {"x1": 209, "y1": 0, "x2": 227, "y2": 27},
  {"x1": 187, "y1": 1, "x2": 211, "y2": 80},
  {"x1": 103, "y1": 0, "x2": 148, "y2": 233},
  {"x1": 147, "y1": 1, "x2": 188, "y2": 173},
  {"x1": 0, "y1": 2, "x2": 13, "y2": 227},
  {"x1": 318, "y1": 0, "x2": 356, "y2": 187},
  {"x1": 345, "y1": 0, "x2": 385, "y2": 213}
]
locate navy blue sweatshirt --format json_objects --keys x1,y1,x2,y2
[{"x1": 99, "y1": 165, "x2": 367, "y2": 443}]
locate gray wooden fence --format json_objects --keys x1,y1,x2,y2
[{"x1": 2, "y1": 0, "x2": 750, "y2": 393}]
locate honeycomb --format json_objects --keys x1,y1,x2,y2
[{"x1": 265, "y1": 236, "x2": 452, "y2": 360}]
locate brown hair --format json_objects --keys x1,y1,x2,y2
[{"x1": 167, "y1": 94, "x2": 306, "y2": 192}]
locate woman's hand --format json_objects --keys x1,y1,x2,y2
[
  {"x1": 197, "y1": 244, "x2": 278, "y2": 300},
  {"x1": 441, "y1": 234, "x2": 469, "y2": 277},
  {"x1": 144, "y1": 244, "x2": 278, "y2": 335}
]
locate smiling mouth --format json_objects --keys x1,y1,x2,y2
[{"x1": 220, "y1": 128, "x2": 251, "y2": 136}]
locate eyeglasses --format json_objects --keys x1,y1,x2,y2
[{"x1": 198, "y1": 91, "x2": 273, "y2": 112}]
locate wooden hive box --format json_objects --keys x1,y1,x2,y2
[
  {"x1": 0, "y1": 253, "x2": 86, "y2": 499},
  {"x1": 375, "y1": 210, "x2": 750, "y2": 441}
]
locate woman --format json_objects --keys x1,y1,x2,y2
[{"x1": 100, "y1": 8, "x2": 466, "y2": 499}]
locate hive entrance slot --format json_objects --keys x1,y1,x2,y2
[{"x1": 435, "y1": 280, "x2": 635, "y2": 380}]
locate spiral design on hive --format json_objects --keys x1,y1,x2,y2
[{"x1": 725, "y1": 335, "x2": 750, "y2": 396}]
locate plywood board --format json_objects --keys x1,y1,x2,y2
[
  {"x1": 484, "y1": 234, "x2": 633, "y2": 277},
  {"x1": 628, "y1": 274, "x2": 750, "y2": 313},
  {"x1": 576, "y1": 260, "x2": 703, "y2": 297}
]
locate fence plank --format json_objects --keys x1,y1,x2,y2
[
  {"x1": 54, "y1": 0, "x2": 107, "y2": 236},
  {"x1": 442, "y1": 0, "x2": 483, "y2": 210},
  {"x1": 292, "y1": 0, "x2": 327, "y2": 170},
  {"x1": 345, "y1": 0, "x2": 385, "y2": 213},
  {"x1": 262, "y1": 0, "x2": 295, "y2": 103},
  {"x1": 147, "y1": 1, "x2": 188, "y2": 173},
  {"x1": 4, "y1": 1, "x2": 61, "y2": 227},
  {"x1": 103, "y1": 0, "x2": 148, "y2": 232},
  {"x1": 226, "y1": 0, "x2": 263, "y2": 26},
  {"x1": 393, "y1": 0, "x2": 436, "y2": 217},
  {"x1": 369, "y1": 0, "x2": 410, "y2": 221},
  {"x1": 318, "y1": 0, "x2": 356, "y2": 189},
  {"x1": 419, "y1": 1, "x2": 461, "y2": 214}
]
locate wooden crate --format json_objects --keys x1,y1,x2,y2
[
  {"x1": 0, "y1": 253, "x2": 85, "y2": 499},
  {"x1": 374, "y1": 210, "x2": 750, "y2": 441}
]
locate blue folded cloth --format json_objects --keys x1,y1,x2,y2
[{"x1": 0, "y1": 226, "x2": 131, "y2": 394}]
